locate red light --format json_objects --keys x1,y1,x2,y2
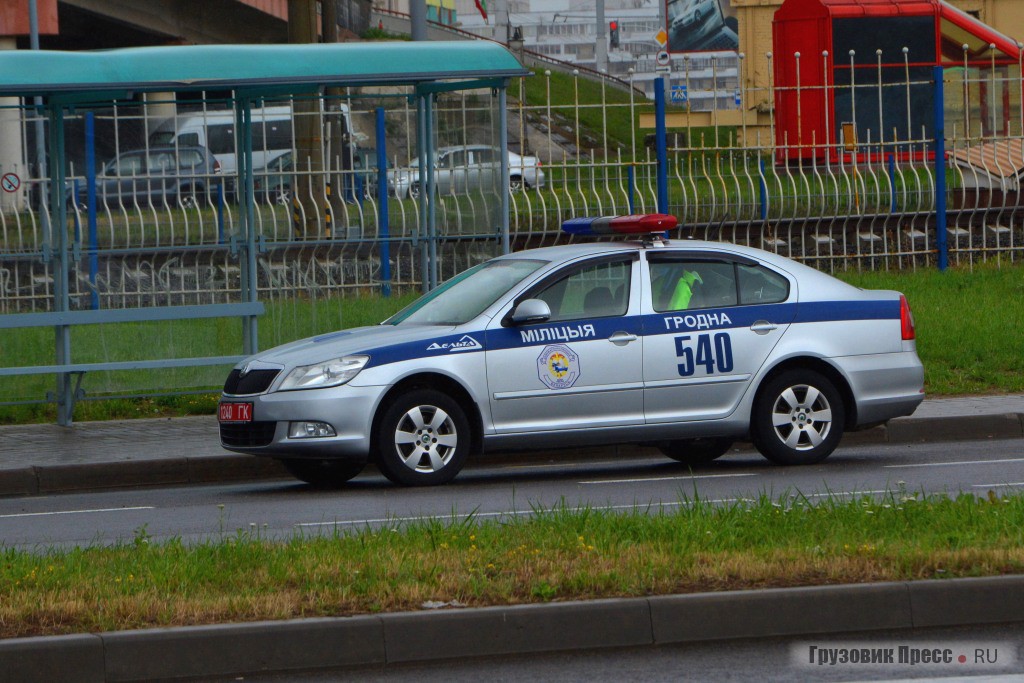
[
  {"x1": 900, "y1": 294, "x2": 915, "y2": 341},
  {"x1": 610, "y1": 20, "x2": 618, "y2": 29}
]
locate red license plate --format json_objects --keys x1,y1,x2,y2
[{"x1": 219, "y1": 402, "x2": 253, "y2": 423}]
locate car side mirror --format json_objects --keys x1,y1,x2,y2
[{"x1": 510, "y1": 299, "x2": 551, "y2": 325}]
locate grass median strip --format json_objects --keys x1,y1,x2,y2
[{"x1": 2, "y1": 490, "x2": 1024, "y2": 639}]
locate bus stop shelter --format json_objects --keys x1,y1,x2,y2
[{"x1": 0, "y1": 41, "x2": 528, "y2": 424}]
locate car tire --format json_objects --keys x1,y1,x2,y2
[
  {"x1": 279, "y1": 458, "x2": 365, "y2": 488},
  {"x1": 509, "y1": 176, "x2": 526, "y2": 192},
  {"x1": 375, "y1": 389, "x2": 470, "y2": 486},
  {"x1": 658, "y1": 437, "x2": 734, "y2": 465},
  {"x1": 751, "y1": 369, "x2": 845, "y2": 465}
]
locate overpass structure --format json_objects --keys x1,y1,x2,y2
[{"x1": 3, "y1": 0, "x2": 292, "y2": 49}]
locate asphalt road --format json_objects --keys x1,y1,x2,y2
[
  {"x1": 206, "y1": 623, "x2": 1024, "y2": 682},
  {"x1": 1, "y1": 438, "x2": 1022, "y2": 549}
]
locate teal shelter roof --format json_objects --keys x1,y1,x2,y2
[{"x1": 0, "y1": 41, "x2": 528, "y2": 98}]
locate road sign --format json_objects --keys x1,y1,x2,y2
[
  {"x1": 1, "y1": 173, "x2": 19, "y2": 193},
  {"x1": 655, "y1": 50, "x2": 670, "y2": 66},
  {"x1": 654, "y1": 29, "x2": 668, "y2": 47},
  {"x1": 671, "y1": 85, "x2": 688, "y2": 103},
  {"x1": 655, "y1": 65, "x2": 672, "y2": 74}
]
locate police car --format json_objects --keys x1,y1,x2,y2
[{"x1": 219, "y1": 215, "x2": 924, "y2": 487}]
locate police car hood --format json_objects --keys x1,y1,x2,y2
[{"x1": 245, "y1": 324, "x2": 463, "y2": 368}]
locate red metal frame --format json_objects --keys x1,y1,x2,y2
[{"x1": 772, "y1": 0, "x2": 1021, "y2": 162}]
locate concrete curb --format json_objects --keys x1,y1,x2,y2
[
  {"x1": 2, "y1": 576, "x2": 1023, "y2": 682},
  {"x1": 0, "y1": 413, "x2": 1021, "y2": 498}
]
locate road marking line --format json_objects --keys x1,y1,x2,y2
[
  {"x1": 0, "y1": 506, "x2": 154, "y2": 519},
  {"x1": 972, "y1": 482, "x2": 1024, "y2": 488},
  {"x1": 578, "y1": 473, "x2": 759, "y2": 485},
  {"x1": 295, "y1": 490, "x2": 894, "y2": 528},
  {"x1": 884, "y1": 458, "x2": 1024, "y2": 469}
]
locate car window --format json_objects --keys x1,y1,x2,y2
[
  {"x1": 738, "y1": 263, "x2": 790, "y2": 304},
  {"x1": 386, "y1": 259, "x2": 547, "y2": 326},
  {"x1": 650, "y1": 259, "x2": 737, "y2": 312},
  {"x1": 533, "y1": 259, "x2": 631, "y2": 321},
  {"x1": 148, "y1": 152, "x2": 175, "y2": 173},
  {"x1": 111, "y1": 154, "x2": 144, "y2": 176},
  {"x1": 207, "y1": 124, "x2": 236, "y2": 155},
  {"x1": 443, "y1": 151, "x2": 466, "y2": 168},
  {"x1": 177, "y1": 132, "x2": 201, "y2": 147},
  {"x1": 178, "y1": 150, "x2": 204, "y2": 169},
  {"x1": 472, "y1": 148, "x2": 496, "y2": 164}
]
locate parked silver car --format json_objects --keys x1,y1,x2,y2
[
  {"x1": 388, "y1": 145, "x2": 545, "y2": 198},
  {"x1": 69, "y1": 146, "x2": 221, "y2": 209},
  {"x1": 219, "y1": 215, "x2": 923, "y2": 488}
]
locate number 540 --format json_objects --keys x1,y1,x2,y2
[{"x1": 674, "y1": 333, "x2": 734, "y2": 376}]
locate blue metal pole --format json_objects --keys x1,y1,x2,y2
[
  {"x1": 933, "y1": 65, "x2": 947, "y2": 271},
  {"x1": 85, "y1": 113, "x2": 98, "y2": 310},
  {"x1": 655, "y1": 78, "x2": 668, "y2": 216},
  {"x1": 376, "y1": 107, "x2": 391, "y2": 298}
]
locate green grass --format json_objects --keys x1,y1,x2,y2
[{"x1": 2, "y1": 490, "x2": 1023, "y2": 638}]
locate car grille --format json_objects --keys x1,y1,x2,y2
[
  {"x1": 220, "y1": 422, "x2": 277, "y2": 448},
  {"x1": 223, "y1": 369, "x2": 279, "y2": 395}
]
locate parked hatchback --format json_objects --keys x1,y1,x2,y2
[{"x1": 70, "y1": 146, "x2": 221, "y2": 209}]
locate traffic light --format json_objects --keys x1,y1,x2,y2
[{"x1": 609, "y1": 20, "x2": 620, "y2": 49}]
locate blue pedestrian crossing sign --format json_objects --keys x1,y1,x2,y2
[{"x1": 671, "y1": 84, "x2": 688, "y2": 104}]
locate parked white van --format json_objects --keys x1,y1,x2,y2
[{"x1": 148, "y1": 104, "x2": 355, "y2": 177}]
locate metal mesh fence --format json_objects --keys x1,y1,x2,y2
[{"x1": 1, "y1": 55, "x2": 1023, "y2": 405}]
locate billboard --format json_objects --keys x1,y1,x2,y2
[{"x1": 666, "y1": 0, "x2": 738, "y2": 52}]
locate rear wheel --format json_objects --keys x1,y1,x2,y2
[
  {"x1": 658, "y1": 437, "x2": 734, "y2": 465},
  {"x1": 751, "y1": 369, "x2": 844, "y2": 465},
  {"x1": 280, "y1": 458, "x2": 365, "y2": 488},
  {"x1": 375, "y1": 389, "x2": 470, "y2": 486}
]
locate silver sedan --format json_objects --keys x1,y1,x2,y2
[
  {"x1": 219, "y1": 219, "x2": 923, "y2": 487},
  {"x1": 388, "y1": 145, "x2": 544, "y2": 198}
]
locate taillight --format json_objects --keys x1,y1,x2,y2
[
  {"x1": 899, "y1": 294, "x2": 915, "y2": 341},
  {"x1": 213, "y1": 159, "x2": 222, "y2": 174}
]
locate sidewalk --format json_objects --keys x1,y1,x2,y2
[{"x1": 0, "y1": 394, "x2": 1022, "y2": 497}]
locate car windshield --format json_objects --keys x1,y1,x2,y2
[{"x1": 385, "y1": 259, "x2": 547, "y2": 326}]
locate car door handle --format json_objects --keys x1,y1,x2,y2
[
  {"x1": 750, "y1": 320, "x2": 778, "y2": 335},
  {"x1": 608, "y1": 332, "x2": 638, "y2": 345}
]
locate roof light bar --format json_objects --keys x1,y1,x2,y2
[{"x1": 561, "y1": 214, "x2": 678, "y2": 236}]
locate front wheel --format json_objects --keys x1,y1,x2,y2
[
  {"x1": 658, "y1": 437, "x2": 734, "y2": 465},
  {"x1": 751, "y1": 369, "x2": 845, "y2": 465},
  {"x1": 280, "y1": 458, "x2": 365, "y2": 488},
  {"x1": 375, "y1": 389, "x2": 470, "y2": 486}
]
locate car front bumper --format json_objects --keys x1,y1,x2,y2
[{"x1": 219, "y1": 382, "x2": 388, "y2": 461}]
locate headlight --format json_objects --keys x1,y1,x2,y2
[{"x1": 278, "y1": 355, "x2": 369, "y2": 391}]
